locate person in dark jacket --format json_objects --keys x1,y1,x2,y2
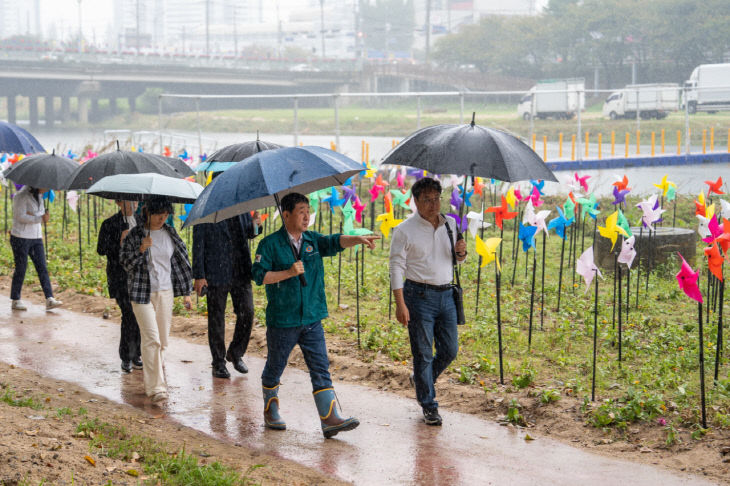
[
  {"x1": 193, "y1": 209, "x2": 262, "y2": 378},
  {"x1": 97, "y1": 200, "x2": 143, "y2": 373}
]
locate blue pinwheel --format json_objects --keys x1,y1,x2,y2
[
  {"x1": 519, "y1": 222, "x2": 538, "y2": 252},
  {"x1": 530, "y1": 179, "x2": 545, "y2": 196},
  {"x1": 547, "y1": 207, "x2": 573, "y2": 239},
  {"x1": 321, "y1": 186, "x2": 347, "y2": 213}
]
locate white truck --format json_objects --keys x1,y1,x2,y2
[
  {"x1": 684, "y1": 63, "x2": 730, "y2": 114},
  {"x1": 517, "y1": 78, "x2": 585, "y2": 120},
  {"x1": 602, "y1": 83, "x2": 680, "y2": 120}
]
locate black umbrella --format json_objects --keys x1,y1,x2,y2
[
  {"x1": 380, "y1": 113, "x2": 557, "y2": 183},
  {"x1": 3, "y1": 149, "x2": 78, "y2": 190},
  {"x1": 0, "y1": 121, "x2": 45, "y2": 154},
  {"x1": 64, "y1": 145, "x2": 193, "y2": 190},
  {"x1": 207, "y1": 137, "x2": 284, "y2": 163}
]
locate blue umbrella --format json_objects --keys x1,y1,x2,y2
[
  {"x1": 0, "y1": 121, "x2": 45, "y2": 154},
  {"x1": 183, "y1": 146, "x2": 362, "y2": 227}
]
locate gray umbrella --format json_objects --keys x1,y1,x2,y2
[
  {"x1": 207, "y1": 139, "x2": 284, "y2": 163},
  {"x1": 380, "y1": 113, "x2": 557, "y2": 182},
  {"x1": 3, "y1": 149, "x2": 79, "y2": 190}
]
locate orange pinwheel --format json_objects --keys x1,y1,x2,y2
[
  {"x1": 612, "y1": 175, "x2": 630, "y2": 192},
  {"x1": 714, "y1": 218, "x2": 730, "y2": 254},
  {"x1": 485, "y1": 195, "x2": 518, "y2": 230},
  {"x1": 473, "y1": 177, "x2": 485, "y2": 196},
  {"x1": 705, "y1": 177, "x2": 724, "y2": 195},
  {"x1": 704, "y1": 243, "x2": 724, "y2": 281},
  {"x1": 384, "y1": 191, "x2": 393, "y2": 213},
  {"x1": 374, "y1": 174, "x2": 389, "y2": 188}
]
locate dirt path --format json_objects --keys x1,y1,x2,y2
[{"x1": 0, "y1": 280, "x2": 725, "y2": 485}]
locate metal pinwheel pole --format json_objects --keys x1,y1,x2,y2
[{"x1": 591, "y1": 268, "x2": 599, "y2": 402}]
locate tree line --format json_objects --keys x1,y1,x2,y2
[{"x1": 432, "y1": 0, "x2": 730, "y2": 88}]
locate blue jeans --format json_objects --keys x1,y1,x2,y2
[
  {"x1": 10, "y1": 236, "x2": 53, "y2": 300},
  {"x1": 404, "y1": 280, "x2": 459, "y2": 411},
  {"x1": 261, "y1": 320, "x2": 332, "y2": 392}
]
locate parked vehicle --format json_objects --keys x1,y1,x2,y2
[
  {"x1": 684, "y1": 63, "x2": 730, "y2": 114},
  {"x1": 517, "y1": 78, "x2": 585, "y2": 120},
  {"x1": 602, "y1": 83, "x2": 680, "y2": 120}
]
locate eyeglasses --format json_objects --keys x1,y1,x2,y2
[{"x1": 419, "y1": 197, "x2": 441, "y2": 205}]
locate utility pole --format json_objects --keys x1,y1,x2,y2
[
  {"x1": 320, "y1": 0, "x2": 326, "y2": 59},
  {"x1": 425, "y1": 0, "x2": 431, "y2": 63}
]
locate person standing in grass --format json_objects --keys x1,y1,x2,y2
[
  {"x1": 97, "y1": 200, "x2": 143, "y2": 374},
  {"x1": 9, "y1": 185, "x2": 62, "y2": 311},
  {"x1": 389, "y1": 177, "x2": 467, "y2": 426},
  {"x1": 252, "y1": 192, "x2": 379, "y2": 438},
  {"x1": 120, "y1": 197, "x2": 192, "y2": 403}
]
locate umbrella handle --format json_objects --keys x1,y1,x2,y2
[{"x1": 298, "y1": 269, "x2": 308, "y2": 287}]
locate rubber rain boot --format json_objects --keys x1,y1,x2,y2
[
  {"x1": 313, "y1": 387, "x2": 359, "y2": 438},
  {"x1": 263, "y1": 385, "x2": 286, "y2": 430}
]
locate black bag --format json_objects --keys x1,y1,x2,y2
[{"x1": 444, "y1": 220, "x2": 466, "y2": 325}]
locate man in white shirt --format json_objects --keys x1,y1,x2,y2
[{"x1": 389, "y1": 177, "x2": 467, "y2": 426}]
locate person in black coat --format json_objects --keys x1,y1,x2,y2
[
  {"x1": 97, "y1": 200, "x2": 143, "y2": 373},
  {"x1": 193, "y1": 210, "x2": 261, "y2": 378}
]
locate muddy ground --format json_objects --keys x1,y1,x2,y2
[{"x1": 1, "y1": 277, "x2": 730, "y2": 484}]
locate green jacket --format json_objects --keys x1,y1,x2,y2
[{"x1": 252, "y1": 226, "x2": 343, "y2": 328}]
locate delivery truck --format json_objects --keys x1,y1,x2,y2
[
  {"x1": 684, "y1": 63, "x2": 730, "y2": 114},
  {"x1": 517, "y1": 78, "x2": 585, "y2": 120},
  {"x1": 602, "y1": 83, "x2": 680, "y2": 120}
]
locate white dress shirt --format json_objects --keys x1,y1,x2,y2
[
  {"x1": 11, "y1": 186, "x2": 45, "y2": 239},
  {"x1": 389, "y1": 213, "x2": 460, "y2": 290}
]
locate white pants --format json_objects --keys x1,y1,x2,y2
[{"x1": 132, "y1": 289, "x2": 174, "y2": 397}]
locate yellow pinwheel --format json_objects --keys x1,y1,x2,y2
[
  {"x1": 376, "y1": 209, "x2": 402, "y2": 238},
  {"x1": 598, "y1": 210, "x2": 629, "y2": 251},
  {"x1": 505, "y1": 186, "x2": 518, "y2": 210},
  {"x1": 475, "y1": 235, "x2": 502, "y2": 271},
  {"x1": 706, "y1": 203, "x2": 716, "y2": 220},
  {"x1": 653, "y1": 174, "x2": 676, "y2": 197}
]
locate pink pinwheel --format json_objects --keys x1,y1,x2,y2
[
  {"x1": 523, "y1": 201, "x2": 551, "y2": 235},
  {"x1": 576, "y1": 247, "x2": 602, "y2": 293},
  {"x1": 527, "y1": 186, "x2": 544, "y2": 207},
  {"x1": 676, "y1": 252, "x2": 703, "y2": 303},
  {"x1": 353, "y1": 196, "x2": 366, "y2": 223},
  {"x1": 617, "y1": 235, "x2": 636, "y2": 269},
  {"x1": 637, "y1": 194, "x2": 665, "y2": 228},
  {"x1": 514, "y1": 187, "x2": 523, "y2": 202},
  {"x1": 575, "y1": 172, "x2": 591, "y2": 193},
  {"x1": 702, "y1": 217, "x2": 723, "y2": 244},
  {"x1": 396, "y1": 170, "x2": 405, "y2": 188},
  {"x1": 66, "y1": 191, "x2": 79, "y2": 212},
  {"x1": 369, "y1": 184, "x2": 385, "y2": 202}
]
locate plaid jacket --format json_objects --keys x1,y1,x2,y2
[{"x1": 119, "y1": 223, "x2": 193, "y2": 304}]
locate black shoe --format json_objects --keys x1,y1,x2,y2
[
  {"x1": 132, "y1": 357, "x2": 143, "y2": 369},
  {"x1": 121, "y1": 361, "x2": 132, "y2": 373},
  {"x1": 423, "y1": 408, "x2": 442, "y2": 426},
  {"x1": 212, "y1": 365, "x2": 230, "y2": 379},
  {"x1": 409, "y1": 374, "x2": 415, "y2": 388},
  {"x1": 226, "y1": 350, "x2": 249, "y2": 374}
]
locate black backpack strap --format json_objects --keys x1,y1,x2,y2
[{"x1": 443, "y1": 217, "x2": 461, "y2": 288}]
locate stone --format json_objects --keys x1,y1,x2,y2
[{"x1": 594, "y1": 227, "x2": 696, "y2": 271}]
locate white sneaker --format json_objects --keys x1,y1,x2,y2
[
  {"x1": 150, "y1": 391, "x2": 168, "y2": 403},
  {"x1": 46, "y1": 297, "x2": 63, "y2": 310},
  {"x1": 11, "y1": 300, "x2": 27, "y2": 311}
]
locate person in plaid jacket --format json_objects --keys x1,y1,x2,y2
[{"x1": 120, "y1": 197, "x2": 192, "y2": 403}]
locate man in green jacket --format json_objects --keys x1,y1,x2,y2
[{"x1": 252, "y1": 192, "x2": 378, "y2": 438}]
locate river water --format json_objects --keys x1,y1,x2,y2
[{"x1": 31, "y1": 127, "x2": 727, "y2": 198}]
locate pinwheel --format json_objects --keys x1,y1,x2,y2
[
  {"x1": 563, "y1": 197, "x2": 576, "y2": 221},
  {"x1": 665, "y1": 184, "x2": 677, "y2": 203},
  {"x1": 463, "y1": 188, "x2": 474, "y2": 207},
  {"x1": 613, "y1": 174, "x2": 630, "y2": 192},
  {"x1": 598, "y1": 210, "x2": 629, "y2": 251},
  {"x1": 617, "y1": 235, "x2": 636, "y2": 268},
  {"x1": 636, "y1": 194, "x2": 665, "y2": 228},
  {"x1": 390, "y1": 189, "x2": 411, "y2": 210},
  {"x1": 177, "y1": 203, "x2": 193, "y2": 223},
  {"x1": 547, "y1": 207, "x2": 573, "y2": 239},
  {"x1": 466, "y1": 211, "x2": 490, "y2": 238},
  {"x1": 696, "y1": 191, "x2": 707, "y2": 216},
  {"x1": 64, "y1": 150, "x2": 77, "y2": 160},
  {"x1": 612, "y1": 185, "x2": 630, "y2": 206},
  {"x1": 361, "y1": 162, "x2": 376, "y2": 179},
  {"x1": 341, "y1": 185, "x2": 357, "y2": 204},
  {"x1": 485, "y1": 195, "x2": 518, "y2": 230},
  {"x1": 473, "y1": 177, "x2": 485, "y2": 197},
  {"x1": 447, "y1": 213, "x2": 468, "y2": 233},
  {"x1": 66, "y1": 191, "x2": 79, "y2": 212},
  {"x1": 519, "y1": 222, "x2": 537, "y2": 252},
  {"x1": 721, "y1": 200, "x2": 730, "y2": 220},
  {"x1": 576, "y1": 247, "x2": 602, "y2": 292},
  {"x1": 575, "y1": 172, "x2": 591, "y2": 193},
  {"x1": 163, "y1": 146, "x2": 172, "y2": 157},
  {"x1": 705, "y1": 203, "x2": 716, "y2": 220},
  {"x1": 308, "y1": 190, "x2": 321, "y2": 214},
  {"x1": 475, "y1": 235, "x2": 501, "y2": 270},
  {"x1": 353, "y1": 196, "x2": 366, "y2": 223},
  {"x1": 368, "y1": 184, "x2": 385, "y2": 202},
  {"x1": 676, "y1": 251, "x2": 707, "y2": 427},
  {"x1": 376, "y1": 208, "x2": 402, "y2": 238},
  {"x1": 705, "y1": 243, "x2": 724, "y2": 281},
  {"x1": 341, "y1": 200, "x2": 373, "y2": 236},
  {"x1": 450, "y1": 188, "x2": 463, "y2": 210},
  {"x1": 396, "y1": 169, "x2": 405, "y2": 188},
  {"x1": 713, "y1": 219, "x2": 730, "y2": 254},
  {"x1": 706, "y1": 177, "x2": 724, "y2": 196},
  {"x1": 321, "y1": 187, "x2": 346, "y2": 213},
  {"x1": 702, "y1": 217, "x2": 723, "y2": 244},
  {"x1": 616, "y1": 209, "x2": 632, "y2": 237},
  {"x1": 505, "y1": 186, "x2": 518, "y2": 210},
  {"x1": 653, "y1": 174, "x2": 676, "y2": 197},
  {"x1": 577, "y1": 193, "x2": 599, "y2": 219},
  {"x1": 530, "y1": 179, "x2": 545, "y2": 196},
  {"x1": 199, "y1": 153, "x2": 207, "y2": 163},
  {"x1": 527, "y1": 185, "x2": 544, "y2": 207},
  {"x1": 384, "y1": 191, "x2": 393, "y2": 213}
]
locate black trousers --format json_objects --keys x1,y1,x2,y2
[
  {"x1": 115, "y1": 291, "x2": 141, "y2": 362},
  {"x1": 207, "y1": 281, "x2": 254, "y2": 368}
]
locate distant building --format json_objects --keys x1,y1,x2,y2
[{"x1": 0, "y1": 0, "x2": 42, "y2": 39}]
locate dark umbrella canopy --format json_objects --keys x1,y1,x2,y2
[
  {"x1": 380, "y1": 116, "x2": 557, "y2": 182},
  {"x1": 0, "y1": 121, "x2": 45, "y2": 154},
  {"x1": 3, "y1": 151, "x2": 78, "y2": 190},
  {"x1": 184, "y1": 146, "x2": 362, "y2": 226},
  {"x1": 207, "y1": 139, "x2": 284, "y2": 163},
  {"x1": 64, "y1": 150, "x2": 193, "y2": 190}
]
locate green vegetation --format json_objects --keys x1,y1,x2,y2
[
  {"x1": 1, "y1": 384, "x2": 44, "y2": 410},
  {"x1": 75, "y1": 418, "x2": 262, "y2": 485}
]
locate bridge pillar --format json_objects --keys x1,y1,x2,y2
[
  {"x1": 28, "y1": 96, "x2": 39, "y2": 130},
  {"x1": 128, "y1": 96, "x2": 137, "y2": 113},
  {"x1": 109, "y1": 97, "x2": 118, "y2": 116},
  {"x1": 44, "y1": 95, "x2": 55, "y2": 128},
  {"x1": 6, "y1": 95, "x2": 17, "y2": 124},
  {"x1": 90, "y1": 98, "x2": 99, "y2": 122},
  {"x1": 78, "y1": 96, "x2": 89, "y2": 124},
  {"x1": 60, "y1": 97, "x2": 70, "y2": 122},
  {"x1": 399, "y1": 77, "x2": 410, "y2": 92}
]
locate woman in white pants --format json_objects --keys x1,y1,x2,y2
[{"x1": 120, "y1": 197, "x2": 192, "y2": 403}]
